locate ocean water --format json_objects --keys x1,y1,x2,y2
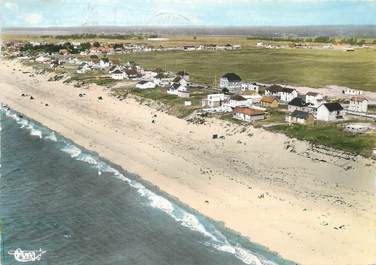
[{"x1": 0, "y1": 105, "x2": 295, "y2": 265}]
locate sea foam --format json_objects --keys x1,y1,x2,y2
[
  {"x1": 0, "y1": 106, "x2": 279, "y2": 265},
  {"x1": 61, "y1": 145, "x2": 82, "y2": 158}
]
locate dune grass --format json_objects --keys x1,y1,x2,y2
[
  {"x1": 132, "y1": 87, "x2": 206, "y2": 118},
  {"x1": 271, "y1": 123, "x2": 376, "y2": 156}
]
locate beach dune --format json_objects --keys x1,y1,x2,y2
[{"x1": 0, "y1": 59, "x2": 375, "y2": 265}]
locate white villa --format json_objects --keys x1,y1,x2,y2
[
  {"x1": 219, "y1": 73, "x2": 242, "y2": 94},
  {"x1": 167, "y1": 83, "x2": 188, "y2": 95},
  {"x1": 173, "y1": 76, "x2": 189, "y2": 87},
  {"x1": 228, "y1": 95, "x2": 249, "y2": 108},
  {"x1": 141, "y1": 70, "x2": 158, "y2": 80},
  {"x1": 265, "y1": 85, "x2": 298, "y2": 102},
  {"x1": 305, "y1": 92, "x2": 324, "y2": 107},
  {"x1": 348, "y1": 96, "x2": 368, "y2": 113},
  {"x1": 241, "y1": 82, "x2": 259, "y2": 93},
  {"x1": 317, "y1": 102, "x2": 344, "y2": 121},
  {"x1": 98, "y1": 60, "x2": 111, "y2": 69},
  {"x1": 343, "y1": 88, "x2": 363, "y2": 96},
  {"x1": 202, "y1": 94, "x2": 227, "y2": 108},
  {"x1": 136, "y1": 81, "x2": 156, "y2": 90},
  {"x1": 111, "y1": 70, "x2": 127, "y2": 80}
]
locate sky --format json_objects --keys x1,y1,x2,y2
[{"x1": 1, "y1": 0, "x2": 376, "y2": 28}]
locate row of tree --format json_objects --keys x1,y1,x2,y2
[{"x1": 20, "y1": 42, "x2": 92, "y2": 54}]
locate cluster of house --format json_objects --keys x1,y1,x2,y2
[
  {"x1": 3, "y1": 40, "x2": 242, "y2": 59},
  {"x1": 29, "y1": 55, "x2": 113, "y2": 74},
  {"x1": 256, "y1": 42, "x2": 286, "y2": 49},
  {"x1": 11, "y1": 41, "x2": 194, "y2": 98},
  {"x1": 182, "y1": 44, "x2": 241, "y2": 51},
  {"x1": 109, "y1": 62, "x2": 192, "y2": 97},
  {"x1": 201, "y1": 73, "x2": 370, "y2": 125},
  {"x1": 86, "y1": 43, "x2": 242, "y2": 55}
]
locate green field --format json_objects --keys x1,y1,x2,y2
[
  {"x1": 271, "y1": 123, "x2": 376, "y2": 157},
  {"x1": 109, "y1": 48, "x2": 376, "y2": 91}
]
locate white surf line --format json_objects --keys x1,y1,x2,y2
[{"x1": 0, "y1": 105, "x2": 283, "y2": 265}]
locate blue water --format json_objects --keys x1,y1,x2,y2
[{"x1": 0, "y1": 105, "x2": 295, "y2": 265}]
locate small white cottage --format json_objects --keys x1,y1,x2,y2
[
  {"x1": 265, "y1": 85, "x2": 298, "y2": 102},
  {"x1": 136, "y1": 81, "x2": 156, "y2": 90},
  {"x1": 111, "y1": 70, "x2": 126, "y2": 80},
  {"x1": 305, "y1": 92, "x2": 324, "y2": 107},
  {"x1": 202, "y1": 94, "x2": 226, "y2": 108},
  {"x1": 228, "y1": 95, "x2": 249, "y2": 108},
  {"x1": 219, "y1": 73, "x2": 242, "y2": 94},
  {"x1": 348, "y1": 96, "x2": 368, "y2": 113},
  {"x1": 316, "y1": 102, "x2": 344, "y2": 121}
]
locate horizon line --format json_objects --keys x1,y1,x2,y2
[{"x1": 3, "y1": 24, "x2": 376, "y2": 30}]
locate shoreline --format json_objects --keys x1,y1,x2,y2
[
  {"x1": 1, "y1": 59, "x2": 376, "y2": 265},
  {"x1": 1, "y1": 105, "x2": 294, "y2": 265}
]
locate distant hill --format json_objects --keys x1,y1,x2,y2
[{"x1": 3, "y1": 25, "x2": 376, "y2": 38}]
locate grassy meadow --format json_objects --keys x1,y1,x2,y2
[
  {"x1": 4, "y1": 34, "x2": 376, "y2": 90},
  {"x1": 110, "y1": 47, "x2": 376, "y2": 91},
  {"x1": 271, "y1": 122, "x2": 376, "y2": 157}
]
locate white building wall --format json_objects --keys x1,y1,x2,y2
[{"x1": 349, "y1": 100, "x2": 368, "y2": 113}]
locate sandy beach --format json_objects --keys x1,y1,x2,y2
[{"x1": 1, "y1": 59, "x2": 375, "y2": 265}]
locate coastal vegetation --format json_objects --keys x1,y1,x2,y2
[
  {"x1": 271, "y1": 122, "x2": 376, "y2": 156},
  {"x1": 132, "y1": 87, "x2": 206, "y2": 118}
]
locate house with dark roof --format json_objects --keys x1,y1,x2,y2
[
  {"x1": 111, "y1": 69, "x2": 126, "y2": 80},
  {"x1": 265, "y1": 85, "x2": 298, "y2": 102},
  {"x1": 124, "y1": 68, "x2": 140, "y2": 79},
  {"x1": 167, "y1": 82, "x2": 188, "y2": 96},
  {"x1": 173, "y1": 76, "x2": 188, "y2": 87},
  {"x1": 136, "y1": 80, "x2": 156, "y2": 90},
  {"x1": 286, "y1": 110, "x2": 314, "y2": 125},
  {"x1": 228, "y1": 95, "x2": 249, "y2": 108},
  {"x1": 219, "y1": 73, "x2": 242, "y2": 94},
  {"x1": 305, "y1": 91, "x2": 324, "y2": 107},
  {"x1": 288, "y1": 97, "x2": 309, "y2": 112},
  {"x1": 317, "y1": 102, "x2": 344, "y2": 121}
]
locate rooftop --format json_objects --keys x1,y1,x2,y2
[
  {"x1": 322, "y1": 102, "x2": 344, "y2": 111},
  {"x1": 261, "y1": 96, "x2": 277, "y2": 103},
  {"x1": 290, "y1": 110, "x2": 312, "y2": 119},
  {"x1": 267, "y1": 85, "x2": 295, "y2": 94},
  {"x1": 230, "y1": 95, "x2": 247, "y2": 101},
  {"x1": 306, "y1": 91, "x2": 320, "y2": 96},
  {"x1": 222, "y1": 73, "x2": 241, "y2": 82},
  {"x1": 234, "y1": 107, "x2": 265, "y2": 116},
  {"x1": 289, "y1": 97, "x2": 307, "y2": 107},
  {"x1": 350, "y1": 96, "x2": 368, "y2": 102}
]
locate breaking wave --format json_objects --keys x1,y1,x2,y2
[
  {"x1": 45, "y1": 132, "x2": 57, "y2": 142},
  {"x1": 1, "y1": 104, "x2": 281, "y2": 265}
]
